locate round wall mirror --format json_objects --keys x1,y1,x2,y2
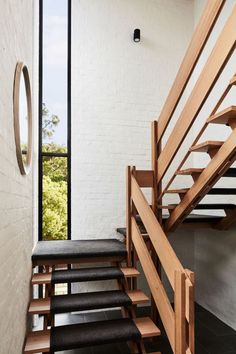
[{"x1": 13, "y1": 62, "x2": 33, "y2": 175}]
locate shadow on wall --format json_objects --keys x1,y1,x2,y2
[{"x1": 195, "y1": 227, "x2": 236, "y2": 330}]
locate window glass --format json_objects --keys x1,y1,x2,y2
[
  {"x1": 42, "y1": 0, "x2": 68, "y2": 150},
  {"x1": 42, "y1": 156, "x2": 68, "y2": 240},
  {"x1": 41, "y1": 0, "x2": 69, "y2": 241}
]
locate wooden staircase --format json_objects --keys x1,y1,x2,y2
[
  {"x1": 163, "y1": 104, "x2": 236, "y2": 232},
  {"x1": 149, "y1": 2, "x2": 236, "y2": 233},
  {"x1": 116, "y1": 2, "x2": 236, "y2": 234},
  {"x1": 24, "y1": 239, "x2": 160, "y2": 354},
  {"x1": 23, "y1": 1, "x2": 236, "y2": 353},
  {"x1": 117, "y1": 2, "x2": 236, "y2": 350}
]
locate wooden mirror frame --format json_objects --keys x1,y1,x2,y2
[{"x1": 13, "y1": 62, "x2": 33, "y2": 175}]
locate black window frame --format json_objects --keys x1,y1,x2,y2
[{"x1": 38, "y1": 0, "x2": 71, "y2": 241}]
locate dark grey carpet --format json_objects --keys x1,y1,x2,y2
[{"x1": 47, "y1": 304, "x2": 236, "y2": 354}]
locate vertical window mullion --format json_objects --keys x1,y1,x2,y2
[
  {"x1": 67, "y1": 0, "x2": 71, "y2": 240},
  {"x1": 38, "y1": 0, "x2": 71, "y2": 241},
  {"x1": 38, "y1": 0, "x2": 43, "y2": 241}
]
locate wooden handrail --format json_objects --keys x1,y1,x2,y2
[
  {"x1": 131, "y1": 174, "x2": 184, "y2": 289},
  {"x1": 157, "y1": 4, "x2": 236, "y2": 183},
  {"x1": 157, "y1": 0, "x2": 225, "y2": 143},
  {"x1": 127, "y1": 169, "x2": 195, "y2": 354}
]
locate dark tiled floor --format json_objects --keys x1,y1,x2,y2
[
  {"x1": 195, "y1": 304, "x2": 236, "y2": 354},
  {"x1": 43, "y1": 304, "x2": 236, "y2": 354}
]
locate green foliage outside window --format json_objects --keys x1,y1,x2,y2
[
  {"x1": 42, "y1": 105, "x2": 67, "y2": 240},
  {"x1": 43, "y1": 174, "x2": 67, "y2": 240}
]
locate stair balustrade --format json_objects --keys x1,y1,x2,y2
[{"x1": 126, "y1": 167, "x2": 194, "y2": 354}]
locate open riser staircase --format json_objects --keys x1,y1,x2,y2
[
  {"x1": 154, "y1": 1, "x2": 236, "y2": 233},
  {"x1": 23, "y1": 1, "x2": 236, "y2": 353},
  {"x1": 117, "y1": 0, "x2": 236, "y2": 233},
  {"x1": 162, "y1": 94, "x2": 236, "y2": 232}
]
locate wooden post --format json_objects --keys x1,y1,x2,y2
[
  {"x1": 186, "y1": 270, "x2": 195, "y2": 354},
  {"x1": 131, "y1": 167, "x2": 138, "y2": 291},
  {"x1": 151, "y1": 121, "x2": 158, "y2": 215},
  {"x1": 175, "y1": 270, "x2": 186, "y2": 354},
  {"x1": 126, "y1": 166, "x2": 132, "y2": 267},
  {"x1": 151, "y1": 121, "x2": 162, "y2": 325}
]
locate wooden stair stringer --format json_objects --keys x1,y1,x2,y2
[{"x1": 164, "y1": 128, "x2": 236, "y2": 232}]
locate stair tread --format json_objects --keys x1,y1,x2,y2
[
  {"x1": 207, "y1": 106, "x2": 236, "y2": 125},
  {"x1": 176, "y1": 168, "x2": 203, "y2": 175},
  {"x1": 164, "y1": 214, "x2": 222, "y2": 223},
  {"x1": 32, "y1": 239, "x2": 126, "y2": 265},
  {"x1": 122, "y1": 267, "x2": 140, "y2": 278},
  {"x1": 166, "y1": 187, "x2": 236, "y2": 195},
  {"x1": 24, "y1": 318, "x2": 160, "y2": 353},
  {"x1": 29, "y1": 290, "x2": 149, "y2": 314},
  {"x1": 208, "y1": 188, "x2": 236, "y2": 195},
  {"x1": 116, "y1": 227, "x2": 148, "y2": 237},
  {"x1": 176, "y1": 167, "x2": 236, "y2": 178},
  {"x1": 190, "y1": 140, "x2": 223, "y2": 153},
  {"x1": 24, "y1": 330, "x2": 50, "y2": 353},
  {"x1": 161, "y1": 203, "x2": 236, "y2": 210},
  {"x1": 116, "y1": 227, "x2": 127, "y2": 236},
  {"x1": 51, "y1": 266, "x2": 123, "y2": 284},
  {"x1": 127, "y1": 290, "x2": 149, "y2": 304},
  {"x1": 118, "y1": 214, "x2": 223, "y2": 235},
  {"x1": 134, "y1": 317, "x2": 161, "y2": 338},
  {"x1": 158, "y1": 205, "x2": 175, "y2": 210},
  {"x1": 193, "y1": 203, "x2": 236, "y2": 210},
  {"x1": 181, "y1": 215, "x2": 223, "y2": 223},
  {"x1": 32, "y1": 267, "x2": 140, "y2": 285},
  {"x1": 224, "y1": 168, "x2": 236, "y2": 177},
  {"x1": 166, "y1": 188, "x2": 189, "y2": 194}
]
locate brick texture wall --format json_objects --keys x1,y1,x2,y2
[
  {"x1": 71, "y1": 0, "x2": 194, "y2": 240},
  {"x1": 0, "y1": 1, "x2": 34, "y2": 353}
]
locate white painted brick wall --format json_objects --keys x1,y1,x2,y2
[
  {"x1": 71, "y1": 0, "x2": 194, "y2": 240},
  {"x1": 0, "y1": 1, "x2": 34, "y2": 353}
]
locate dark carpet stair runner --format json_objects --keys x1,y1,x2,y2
[
  {"x1": 24, "y1": 239, "x2": 161, "y2": 354},
  {"x1": 29, "y1": 289, "x2": 149, "y2": 315},
  {"x1": 31, "y1": 266, "x2": 140, "y2": 285}
]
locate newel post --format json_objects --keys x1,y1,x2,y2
[
  {"x1": 151, "y1": 120, "x2": 158, "y2": 215},
  {"x1": 126, "y1": 166, "x2": 132, "y2": 267},
  {"x1": 174, "y1": 270, "x2": 186, "y2": 354},
  {"x1": 151, "y1": 120, "x2": 161, "y2": 324}
]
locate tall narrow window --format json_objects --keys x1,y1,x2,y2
[{"x1": 39, "y1": 0, "x2": 71, "y2": 241}]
